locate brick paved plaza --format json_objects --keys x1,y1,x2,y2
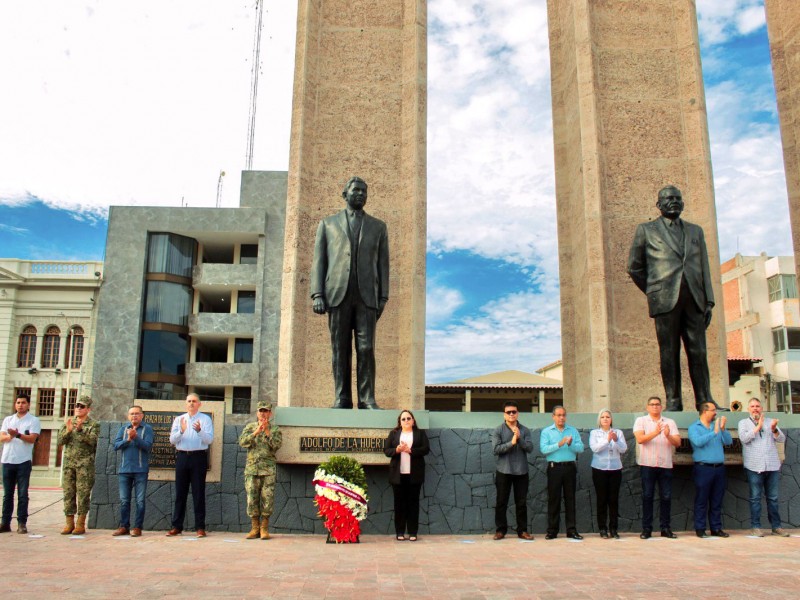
[{"x1": 3, "y1": 488, "x2": 798, "y2": 599}]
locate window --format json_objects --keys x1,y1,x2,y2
[
  {"x1": 139, "y1": 330, "x2": 188, "y2": 375},
  {"x1": 772, "y1": 327, "x2": 800, "y2": 353},
  {"x1": 41, "y1": 326, "x2": 61, "y2": 368},
  {"x1": 17, "y1": 326, "x2": 37, "y2": 368},
  {"x1": 144, "y1": 281, "x2": 193, "y2": 326},
  {"x1": 232, "y1": 387, "x2": 252, "y2": 414},
  {"x1": 33, "y1": 430, "x2": 51, "y2": 466},
  {"x1": 37, "y1": 388, "x2": 55, "y2": 417},
  {"x1": 237, "y1": 291, "x2": 256, "y2": 314},
  {"x1": 234, "y1": 338, "x2": 253, "y2": 363},
  {"x1": 776, "y1": 380, "x2": 800, "y2": 414},
  {"x1": 240, "y1": 244, "x2": 258, "y2": 264},
  {"x1": 65, "y1": 327, "x2": 84, "y2": 369},
  {"x1": 768, "y1": 274, "x2": 798, "y2": 302},
  {"x1": 136, "y1": 381, "x2": 186, "y2": 401},
  {"x1": 147, "y1": 233, "x2": 196, "y2": 277},
  {"x1": 60, "y1": 389, "x2": 78, "y2": 417}
]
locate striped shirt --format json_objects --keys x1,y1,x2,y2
[
  {"x1": 738, "y1": 417, "x2": 785, "y2": 473},
  {"x1": 633, "y1": 416, "x2": 678, "y2": 468}
]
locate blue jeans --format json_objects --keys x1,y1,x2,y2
[
  {"x1": 2, "y1": 461, "x2": 32, "y2": 525},
  {"x1": 693, "y1": 464, "x2": 725, "y2": 531},
  {"x1": 119, "y1": 472, "x2": 148, "y2": 529},
  {"x1": 640, "y1": 466, "x2": 672, "y2": 531},
  {"x1": 745, "y1": 468, "x2": 781, "y2": 529}
]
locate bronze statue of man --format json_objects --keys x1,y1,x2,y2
[
  {"x1": 310, "y1": 177, "x2": 389, "y2": 409},
  {"x1": 627, "y1": 185, "x2": 722, "y2": 412}
]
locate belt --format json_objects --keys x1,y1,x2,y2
[
  {"x1": 696, "y1": 462, "x2": 723, "y2": 468},
  {"x1": 549, "y1": 461, "x2": 576, "y2": 468},
  {"x1": 177, "y1": 449, "x2": 207, "y2": 454}
]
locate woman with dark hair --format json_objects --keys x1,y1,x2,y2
[
  {"x1": 384, "y1": 409, "x2": 430, "y2": 541},
  {"x1": 589, "y1": 408, "x2": 627, "y2": 539}
]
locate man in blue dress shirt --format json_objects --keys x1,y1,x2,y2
[
  {"x1": 166, "y1": 393, "x2": 214, "y2": 537},
  {"x1": 540, "y1": 406, "x2": 584, "y2": 539},
  {"x1": 688, "y1": 402, "x2": 732, "y2": 538}
]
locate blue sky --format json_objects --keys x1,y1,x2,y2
[{"x1": 0, "y1": 1, "x2": 792, "y2": 383}]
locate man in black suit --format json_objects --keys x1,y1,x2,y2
[
  {"x1": 311, "y1": 177, "x2": 389, "y2": 409},
  {"x1": 627, "y1": 185, "x2": 720, "y2": 412}
]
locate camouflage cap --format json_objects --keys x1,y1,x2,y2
[
  {"x1": 77, "y1": 395, "x2": 93, "y2": 407},
  {"x1": 257, "y1": 400, "x2": 273, "y2": 411}
]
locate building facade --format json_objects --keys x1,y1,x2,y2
[
  {"x1": 0, "y1": 259, "x2": 102, "y2": 485},
  {"x1": 90, "y1": 171, "x2": 286, "y2": 423},
  {"x1": 722, "y1": 253, "x2": 800, "y2": 413}
]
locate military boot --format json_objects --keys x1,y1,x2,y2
[
  {"x1": 73, "y1": 514, "x2": 87, "y2": 535},
  {"x1": 260, "y1": 517, "x2": 270, "y2": 540},
  {"x1": 246, "y1": 516, "x2": 260, "y2": 539},
  {"x1": 61, "y1": 515, "x2": 75, "y2": 535}
]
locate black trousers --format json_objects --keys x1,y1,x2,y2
[
  {"x1": 591, "y1": 468, "x2": 622, "y2": 531},
  {"x1": 392, "y1": 475, "x2": 422, "y2": 536},
  {"x1": 172, "y1": 450, "x2": 208, "y2": 531},
  {"x1": 654, "y1": 279, "x2": 711, "y2": 409},
  {"x1": 328, "y1": 288, "x2": 377, "y2": 408},
  {"x1": 547, "y1": 462, "x2": 577, "y2": 535},
  {"x1": 495, "y1": 471, "x2": 529, "y2": 534}
]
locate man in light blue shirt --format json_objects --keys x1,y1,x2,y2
[
  {"x1": 166, "y1": 393, "x2": 214, "y2": 537},
  {"x1": 540, "y1": 406, "x2": 584, "y2": 539},
  {"x1": 688, "y1": 402, "x2": 731, "y2": 538}
]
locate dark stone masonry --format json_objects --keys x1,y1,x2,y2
[{"x1": 89, "y1": 423, "x2": 800, "y2": 534}]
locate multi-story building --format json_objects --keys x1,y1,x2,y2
[
  {"x1": 90, "y1": 171, "x2": 286, "y2": 423},
  {"x1": 0, "y1": 259, "x2": 102, "y2": 484},
  {"x1": 722, "y1": 253, "x2": 800, "y2": 413}
]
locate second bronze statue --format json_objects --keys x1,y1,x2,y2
[{"x1": 310, "y1": 177, "x2": 390, "y2": 409}]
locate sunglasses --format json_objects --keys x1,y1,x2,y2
[
  {"x1": 400, "y1": 417, "x2": 413, "y2": 421},
  {"x1": 505, "y1": 410, "x2": 518, "y2": 415},
  {"x1": 76, "y1": 404, "x2": 87, "y2": 409}
]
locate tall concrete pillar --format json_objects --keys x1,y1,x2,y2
[
  {"x1": 278, "y1": 1, "x2": 427, "y2": 409},
  {"x1": 547, "y1": 0, "x2": 727, "y2": 412},
  {"x1": 765, "y1": 1, "x2": 800, "y2": 282}
]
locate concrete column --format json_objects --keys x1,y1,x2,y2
[
  {"x1": 546, "y1": 0, "x2": 727, "y2": 413},
  {"x1": 765, "y1": 0, "x2": 800, "y2": 283},
  {"x1": 464, "y1": 389, "x2": 472, "y2": 413},
  {"x1": 538, "y1": 390, "x2": 546, "y2": 413},
  {"x1": 278, "y1": 0, "x2": 427, "y2": 409}
]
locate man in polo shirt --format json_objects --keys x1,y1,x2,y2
[
  {"x1": 491, "y1": 401, "x2": 534, "y2": 540},
  {"x1": 634, "y1": 396, "x2": 681, "y2": 539},
  {"x1": 0, "y1": 394, "x2": 41, "y2": 534},
  {"x1": 167, "y1": 393, "x2": 214, "y2": 537},
  {"x1": 738, "y1": 397, "x2": 790, "y2": 537},
  {"x1": 540, "y1": 405, "x2": 584, "y2": 540},
  {"x1": 688, "y1": 402, "x2": 732, "y2": 538}
]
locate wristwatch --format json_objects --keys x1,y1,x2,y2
[{"x1": 16, "y1": 432, "x2": 22, "y2": 439}]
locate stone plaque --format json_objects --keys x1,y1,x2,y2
[{"x1": 299, "y1": 436, "x2": 384, "y2": 453}]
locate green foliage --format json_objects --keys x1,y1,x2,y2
[{"x1": 319, "y1": 455, "x2": 368, "y2": 495}]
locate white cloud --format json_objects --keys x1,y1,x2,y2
[
  {"x1": 425, "y1": 283, "x2": 465, "y2": 327},
  {"x1": 0, "y1": 224, "x2": 29, "y2": 235},
  {"x1": 696, "y1": 0, "x2": 765, "y2": 45}
]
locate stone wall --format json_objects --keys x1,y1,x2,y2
[{"x1": 90, "y1": 424, "x2": 800, "y2": 534}]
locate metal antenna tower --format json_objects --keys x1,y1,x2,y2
[{"x1": 245, "y1": 0, "x2": 265, "y2": 170}]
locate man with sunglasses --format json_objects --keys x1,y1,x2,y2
[
  {"x1": 491, "y1": 401, "x2": 534, "y2": 540},
  {"x1": 0, "y1": 393, "x2": 41, "y2": 534},
  {"x1": 57, "y1": 395, "x2": 99, "y2": 535},
  {"x1": 540, "y1": 405, "x2": 585, "y2": 539},
  {"x1": 239, "y1": 400, "x2": 282, "y2": 540}
]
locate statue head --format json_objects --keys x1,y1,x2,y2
[
  {"x1": 342, "y1": 177, "x2": 368, "y2": 211},
  {"x1": 656, "y1": 185, "x2": 684, "y2": 219}
]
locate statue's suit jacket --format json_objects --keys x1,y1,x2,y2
[
  {"x1": 310, "y1": 209, "x2": 389, "y2": 309},
  {"x1": 627, "y1": 217, "x2": 714, "y2": 318}
]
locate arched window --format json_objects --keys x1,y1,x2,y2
[
  {"x1": 41, "y1": 326, "x2": 61, "y2": 368},
  {"x1": 66, "y1": 326, "x2": 85, "y2": 369},
  {"x1": 17, "y1": 326, "x2": 37, "y2": 368}
]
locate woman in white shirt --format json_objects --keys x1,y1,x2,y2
[
  {"x1": 589, "y1": 408, "x2": 627, "y2": 539},
  {"x1": 383, "y1": 410, "x2": 430, "y2": 541}
]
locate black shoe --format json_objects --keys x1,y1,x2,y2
[
  {"x1": 610, "y1": 530, "x2": 620, "y2": 539},
  {"x1": 599, "y1": 529, "x2": 609, "y2": 539},
  {"x1": 331, "y1": 400, "x2": 353, "y2": 409},
  {"x1": 696, "y1": 529, "x2": 709, "y2": 538},
  {"x1": 0, "y1": 523, "x2": 11, "y2": 533},
  {"x1": 661, "y1": 529, "x2": 677, "y2": 539},
  {"x1": 545, "y1": 533, "x2": 557, "y2": 540},
  {"x1": 710, "y1": 529, "x2": 729, "y2": 538},
  {"x1": 696, "y1": 400, "x2": 728, "y2": 412},
  {"x1": 640, "y1": 531, "x2": 652, "y2": 539},
  {"x1": 665, "y1": 400, "x2": 682, "y2": 412},
  {"x1": 567, "y1": 532, "x2": 583, "y2": 540},
  {"x1": 357, "y1": 402, "x2": 381, "y2": 410}
]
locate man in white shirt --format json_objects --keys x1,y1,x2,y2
[
  {"x1": 738, "y1": 398, "x2": 790, "y2": 537},
  {"x1": 166, "y1": 393, "x2": 214, "y2": 537},
  {"x1": 0, "y1": 394, "x2": 41, "y2": 534}
]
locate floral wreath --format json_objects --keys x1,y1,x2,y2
[{"x1": 313, "y1": 457, "x2": 369, "y2": 543}]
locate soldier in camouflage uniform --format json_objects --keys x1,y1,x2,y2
[
  {"x1": 57, "y1": 395, "x2": 99, "y2": 535},
  {"x1": 238, "y1": 400, "x2": 282, "y2": 539}
]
